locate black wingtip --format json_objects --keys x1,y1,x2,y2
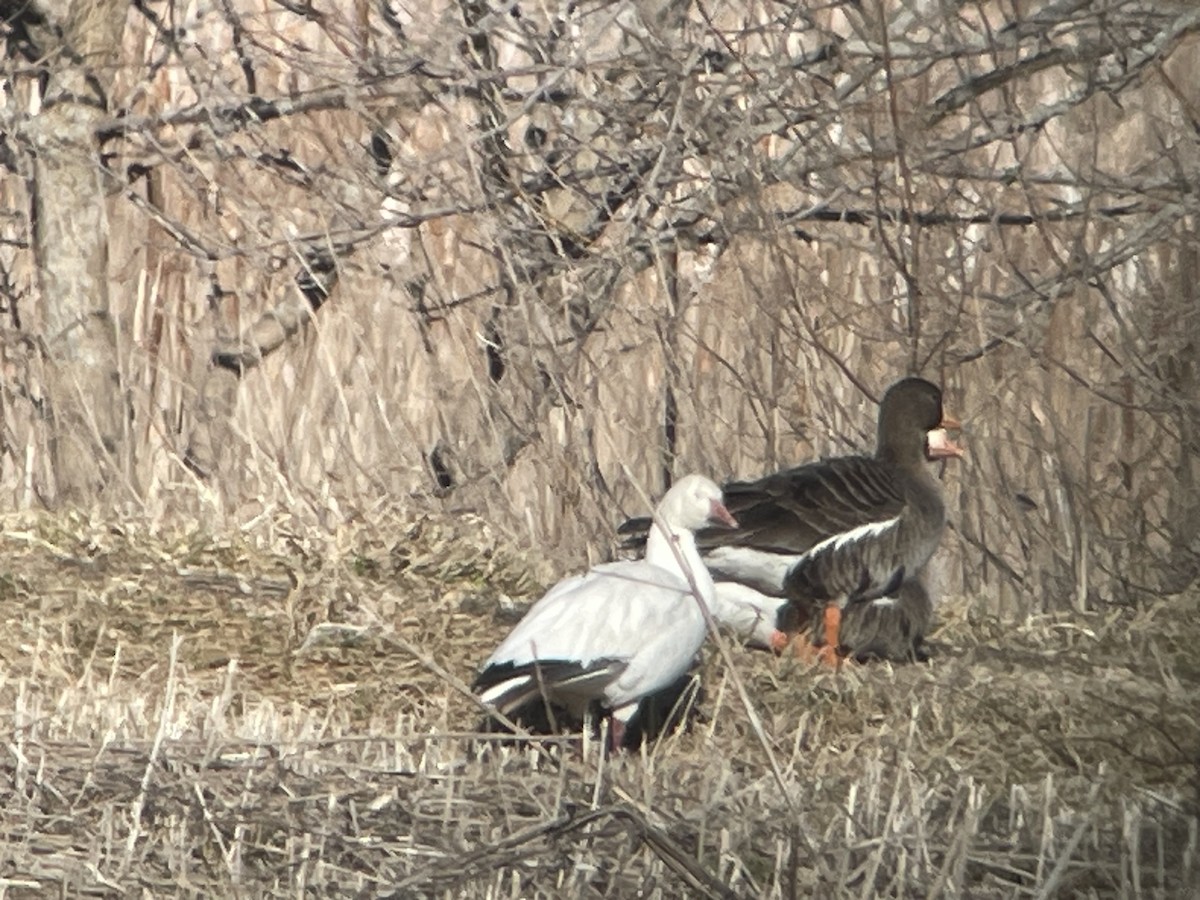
[
  {"x1": 473, "y1": 674, "x2": 708, "y2": 750},
  {"x1": 616, "y1": 515, "x2": 652, "y2": 552},
  {"x1": 616, "y1": 515, "x2": 652, "y2": 536}
]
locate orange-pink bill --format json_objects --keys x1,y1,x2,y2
[{"x1": 927, "y1": 412, "x2": 965, "y2": 459}]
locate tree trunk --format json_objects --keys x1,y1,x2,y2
[{"x1": 24, "y1": 0, "x2": 129, "y2": 503}]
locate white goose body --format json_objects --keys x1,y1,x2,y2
[
  {"x1": 710, "y1": 582, "x2": 789, "y2": 650},
  {"x1": 475, "y1": 475, "x2": 737, "y2": 745}
]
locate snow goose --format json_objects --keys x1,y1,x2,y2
[
  {"x1": 474, "y1": 474, "x2": 737, "y2": 748},
  {"x1": 620, "y1": 377, "x2": 963, "y2": 665},
  {"x1": 710, "y1": 582, "x2": 789, "y2": 651}
]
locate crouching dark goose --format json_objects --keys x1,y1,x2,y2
[
  {"x1": 708, "y1": 578, "x2": 933, "y2": 662},
  {"x1": 619, "y1": 377, "x2": 963, "y2": 665},
  {"x1": 474, "y1": 474, "x2": 737, "y2": 749}
]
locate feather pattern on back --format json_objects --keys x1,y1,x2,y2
[{"x1": 615, "y1": 378, "x2": 962, "y2": 661}]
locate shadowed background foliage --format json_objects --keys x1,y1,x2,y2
[
  {"x1": 0, "y1": 2, "x2": 1198, "y2": 895},
  {"x1": 0, "y1": 0, "x2": 1196, "y2": 616}
]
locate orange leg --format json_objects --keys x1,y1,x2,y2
[
  {"x1": 822, "y1": 603, "x2": 841, "y2": 651},
  {"x1": 789, "y1": 603, "x2": 844, "y2": 669}
]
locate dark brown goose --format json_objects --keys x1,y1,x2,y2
[
  {"x1": 619, "y1": 377, "x2": 963, "y2": 664},
  {"x1": 835, "y1": 578, "x2": 934, "y2": 662}
]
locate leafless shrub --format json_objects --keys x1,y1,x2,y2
[
  {"x1": 2, "y1": 3, "x2": 1200, "y2": 894},
  {"x1": 0, "y1": 1, "x2": 1196, "y2": 610}
]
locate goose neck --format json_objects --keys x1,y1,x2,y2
[{"x1": 646, "y1": 524, "x2": 716, "y2": 600}]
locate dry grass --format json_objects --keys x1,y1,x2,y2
[
  {"x1": 1, "y1": 510, "x2": 1196, "y2": 898},
  {"x1": 3, "y1": 5, "x2": 1198, "y2": 896}
]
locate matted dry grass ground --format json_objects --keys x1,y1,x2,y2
[{"x1": 0, "y1": 511, "x2": 1196, "y2": 898}]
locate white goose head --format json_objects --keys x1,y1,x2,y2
[{"x1": 655, "y1": 474, "x2": 738, "y2": 533}]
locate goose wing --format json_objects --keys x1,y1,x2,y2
[
  {"x1": 616, "y1": 457, "x2": 903, "y2": 561},
  {"x1": 693, "y1": 457, "x2": 907, "y2": 595},
  {"x1": 476, "y1": 560, "x2": 706, "y2": 712},
  {"x1": 703, "y1": 456, "x2": 906, "y2": 554}
]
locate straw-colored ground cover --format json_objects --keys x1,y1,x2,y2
[{"x1": 0, "y1": 512, "x2": 1196, "y2": 898}]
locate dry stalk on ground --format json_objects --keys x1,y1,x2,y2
[{"x1": 0, "y1": 513, "x2": 1196, "y2": 896}]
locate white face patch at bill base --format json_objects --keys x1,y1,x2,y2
[{"x1": 925, "y1": 427, "x2": 965, "y2": 459}]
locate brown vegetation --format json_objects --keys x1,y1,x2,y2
[
  {"x1": 1, "y1": 1, "x2": 1198, "y2": 896},
  {"x1": 0, "y1": 514, "x2": 1196, "y2": 896}
]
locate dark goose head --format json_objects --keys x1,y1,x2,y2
[{"x1": 874, "y1": 377, "x2": 964, "y2": 469}]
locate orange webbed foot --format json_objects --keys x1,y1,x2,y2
[{"x1": 789, "y1": 636, "x2": 845, "y2": 669}]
